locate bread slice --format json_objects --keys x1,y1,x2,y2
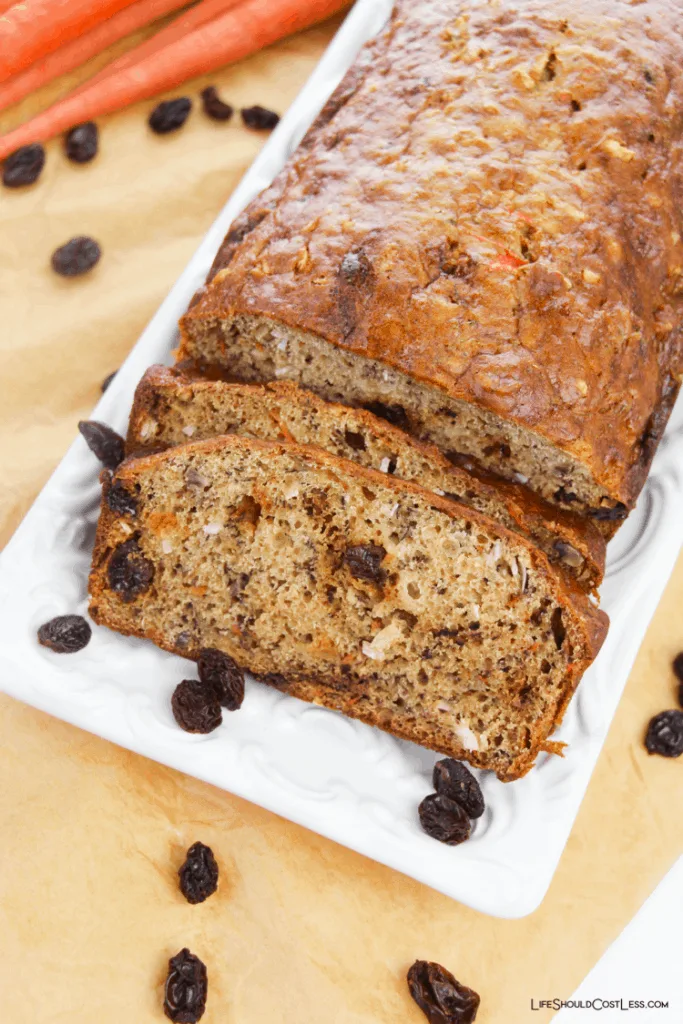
[
  {"x1": 128, "y1": 365, "x2": 606, "y2": 591},
  {"x1": 179, "y1": 0, "x2": 683, "y2": 537},
  {"x1": 88, "y1": 434, "x2": 607, "y2": 781}
]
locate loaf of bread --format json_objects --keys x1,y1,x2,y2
[
  {"x1": 88, "y1": 434, "x2": 607, "y2": 781},
  {"x1": 128, "y1": 365, "x2": 606, "y2": 589},
  {"x1": 179, "y1": 0, "x2": 683, "y2": 536}
]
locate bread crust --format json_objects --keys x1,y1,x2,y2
[
  {"x1": 89, "y1": 433, "x2": 608, "y2": 781},
  {"x1": 127, "y1": 365, "x2": 606, "y2": 590},
  {"x1": 180, "y1": 0, "x2": 683, "y2": 512}
]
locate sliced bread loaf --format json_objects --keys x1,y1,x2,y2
[
  {"x1": 89, "y1": 434, "x2": 607, "y2": 781},
  {"x1": 127, "y1": 366, "x2": 605, "y2": 590},
  {"x1": 179, "y1": 0, "x2": 683, "y2": 536}
]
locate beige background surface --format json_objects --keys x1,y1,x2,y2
[{"x1": 0, "y1": 12, "x2": 682, "y2": 1023}]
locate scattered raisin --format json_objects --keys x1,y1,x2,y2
[
  {"x1": 344, "y1": 543, "x2": 386, "y2": 583},
  {"x1": 101, "y1": 369, "x2": 117, "y2": 392},
  {"x1": 241, "y1": 105, "x2": 280, "y2": 130},
  {"x1": 645, "y1": 710, "x2": 683, "y2": 758},
  {"x1": 37, "y1": 614, "x2": 91, "y2": 653},
  {"x1": 339, "y1": 250, "x2": 371, "y2": 284},
  {"x1": 164, "y1": 948, "x2": 208, "y2": 1023},
  {"x1": 433, "y1": 759, "x2": 484, "y2": 819},
  {"x1": 674, "y1": 653, "x2": 683, "y2": 708},
  {"x1": 172, "y1": 679, "x2": 222, "y2": 734},
  {"x1": 418, "y1": 793, "x2": 471, "y2": 845},
  {"x1": 672, "y1": 652, "x2": 683, "y2": 684},
  {"x1": 343, "y1": 429, "x2": 366, "y2": 451},
  {"x1": 201, "y1": 86, "x2": 233, "y2": 122},
  {"x1": 51, "y1": 236, "x2": 101, "y2": 276},
  {"x1": 407, "y1": 960, "x2": 480, "y2": 1024},
  {"x1": 107, "y1": 481, "x2": 137, "y2": 517},
  {"x1": 107, "y1": 539, "x2": 155, "y2": 602},
  {"x1": 78, "y1": 419, "x2": 125, "y2": 469},
  {"x1": 3, "y1": 143, "x2": 45, "y2": 187},
  {"x1": 149, "y1": 97, "x2": 192, "y2": 134},
  {"x1": 364, "y1": 401, "x2": 409, "y2": 430},
  {"x1": 64, "y1": 121, "x2": 98, "y2": 163},
  {"x1": 197, "y1": 648, "x2": 245, "y2": 710},
  {"x1": 178, "y1": 842, "x2": 219, "y2": 904}
]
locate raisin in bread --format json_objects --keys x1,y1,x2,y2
[
  {"x1": 128, "y1": 365, "x2": 605, "y2": 590},
  {"x1": 89, "y1": 435, "x2": 607, "y2": 781},
  {"x1": 179, "y1": 0, "x2": 683, "y2": 537}
]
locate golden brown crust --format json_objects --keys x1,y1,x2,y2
[
  {"x1": 89, "y1": 433, "x2": 608, "y2": 780},
  {"x1": 127, "y1": 365, "x2": 606, "y2": 589},
  {"x1": 180, "y1": 0, "x2": 683, "y2": 511}
]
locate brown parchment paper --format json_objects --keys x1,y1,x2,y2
[{"x1": 1, "y1": 14, "x2": 682, "y2": 1023}]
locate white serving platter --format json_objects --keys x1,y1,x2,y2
[{"x1": 1, "y1": 0, "x2": 682, "y2": 919}]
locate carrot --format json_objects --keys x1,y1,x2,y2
[
  {"x1": 0, "y1": 0, "x2": 350, "y2": 160},
  {"x1": 0, "y1": 0, "x2": 142, "y2": 85},
  {"x1": 0, "y1": 0, "x2": 192, "y2": 114},
  {"x1": 74, "y1": 0, "x2": 243, "y2": 96}
]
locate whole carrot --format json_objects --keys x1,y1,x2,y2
[
  {"x1": 74, "y1": 0, "x2": 243, "y2": 96},
  {"x1": 0, "y1": 0, "x2": 142, "y2": 85},
  {"x1": 0, "y1": 0, "x2": 192, "y2": 113},
  {"x1": 0, "y1": 0, "x2": 350, "y2": 160}
]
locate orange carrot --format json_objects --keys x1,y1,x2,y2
[
  {"x1": 75, "y1": 0, "x2": 243, "y2": 95},
  {"x1": 0, "y1": 0, "x2": 142, "y2": 85},
  {"x1": 0, "y1": 0, "x2": 350, "y2": 160},
  {"x1": 0, "y1": 0, "x2": 192, "y2": 113}
]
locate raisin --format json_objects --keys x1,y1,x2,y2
[
  {"x1": 241, "y1": 105, "x2": 280, "y2": 130},
  {"x1": 197, "y1": 648, "x2": 245, "y2": 710},
  {"x1": 446, "y1": 451, "x2": 477, "y2": 473},
  {"x1": 64, "y1": 121, "x2": 98, "y2": 163},
  {"x1": 433, "y1": 759, "x2": 485, "y2": 819},
  {"x1": 107, "y1": 539, "x2": 155, "y2": 602},
  {"x1": 201, "y1": 86, "x2": 233, "y2": 122},
  {"x1": 178, "y1": 842, "x2": 219, "y2": 904},
  {"x1": 589, "y1": 501, "x2": 628, "y2": 522},
  {"x1": 674, "y1": 653, "x2": 683, "y2": 707},
  {"x1": 343, "y1": 429, "x2": 366, "y2": 451},
  {"x1": 418, "y1": 793, "x2": 471, "y2": 845},
  {"x1": 51, "y1": 236, "x2": 101, "y2": 276},
  {"x1": 149, "y1": 97, "x2": 192, "y2": 134},
  {"x1": 37, "y1": 614, "x2": 91, "y2": 653},
  {"x1": 407, "y1": 960, "x2": 480, "y2": 1024},
  {"x1": 253, "y1": 671, "x2": 290, "y2": 689},
  {"x1": 554, "y1": 486, "x2": 578, "y2": 504},
  {"x1": 672, "y1": 652, "x2": 683, "y2": 684},
  {"x1": 101, "y1": 369, "x2": 117, "y2": 392},
  {"x1": 78, "y1": 419, "x2": 125, "y2": 469},
  {"x1": 164, "y1": 948, "x2": 208, "y2": 1023},
  {"x1": 107, "y1": 481, "x2": 137, "y2": 517},
  {"x1": 645, "y1": 710, "x2": 683, "y2": 757},
  {"x1": 482, "y1": 441, "x2": 511, "y2": 459},
  {"x1": 3, "y1": 143, "x2": 45, "y2": 187},
  {"x1": 364, "y1": 401, "x2": 409, "y2": 430},
  {"x1": 172, "y1": 679, "x2": 222, "y2": 734},
  {"x1": 550, "y1": 607, "x2": 566, "y2": 649},
  {"x1": 344, "y1": 543, "x2": 386, "y2": 583},
  {"x1": 339, "y1": 250, "x2": 371, "y2": 284}
]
